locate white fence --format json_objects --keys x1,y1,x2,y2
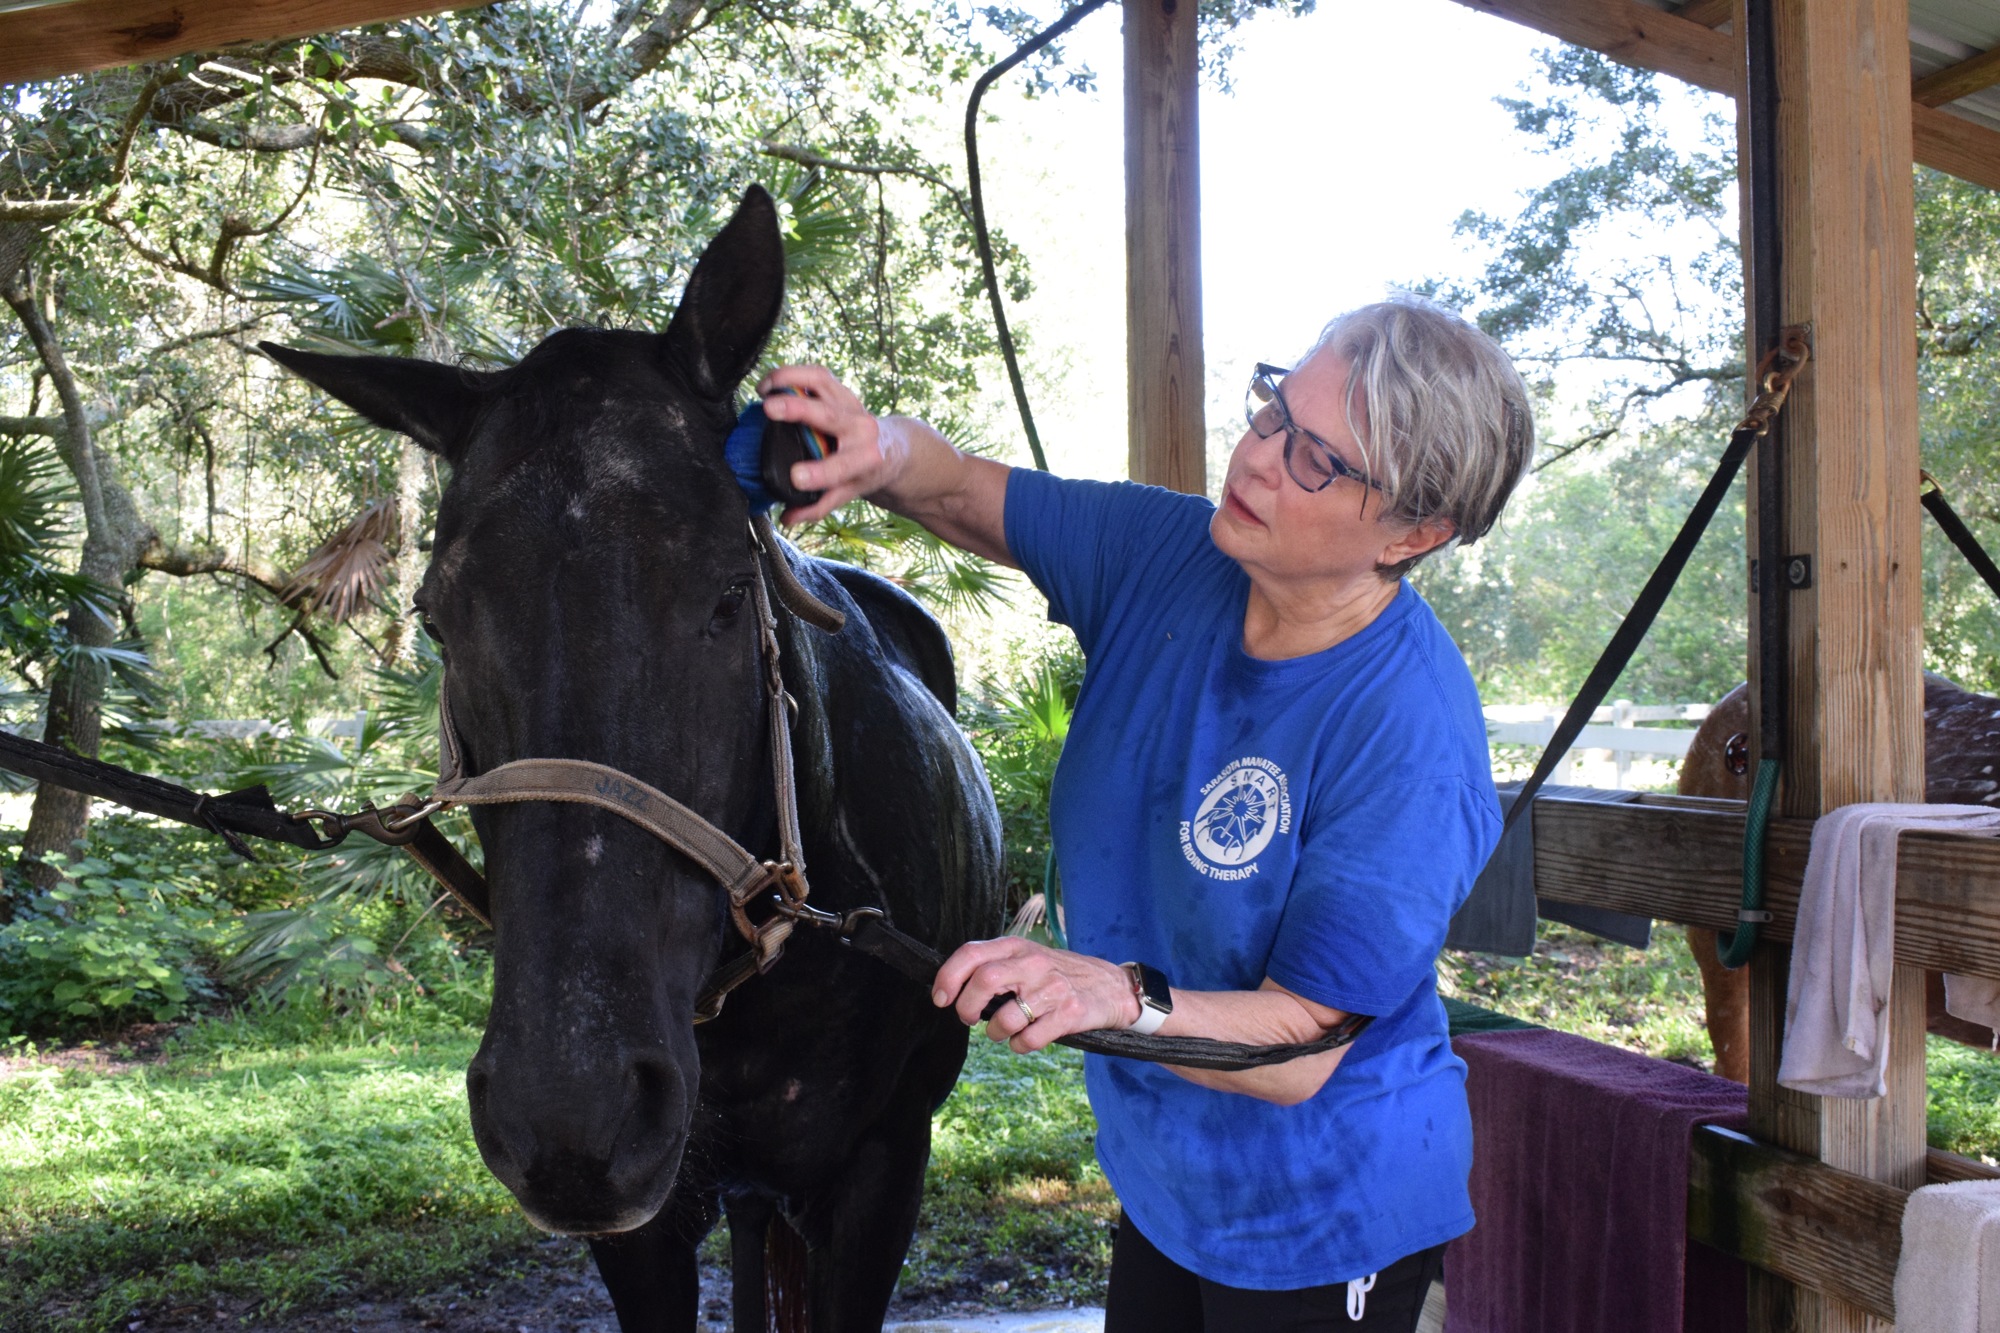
[
  {"x1": 1484, "y1": 700, "x2": 1711, "y2": 790},
  {"x1": 180, "y1": 712, "x2": 370, "y2": 741}
]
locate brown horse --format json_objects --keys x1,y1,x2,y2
[{"x1": 1682, "y1": 674, "x2": 2000, "y2": 1082}]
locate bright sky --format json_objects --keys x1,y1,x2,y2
[{"x1": 963, "y1": 0, "x2": 1711, "y2": 480}]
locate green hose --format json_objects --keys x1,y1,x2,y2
[{"x1": 1717, "y1": 757, "x2": 1780, "y2": 969}]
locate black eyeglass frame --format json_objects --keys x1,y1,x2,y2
[{"x1": 1245, "y1": 362, "x2": 1387, "y2": 497}]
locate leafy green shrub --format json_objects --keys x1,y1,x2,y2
[
  {"x1": 0, "y1": 845, "x2": 227, "y2": 1036},
  {"x1": 964, "y1": 644, "x2": 1083, "y2": 912}
]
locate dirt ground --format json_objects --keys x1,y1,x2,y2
[
  {"x1": 0, "y1": 1021, "x2": 181, "y2": 1079},
  {"x1": 120, "y1": 1238, "x2": 1095, "y2": 1333}
]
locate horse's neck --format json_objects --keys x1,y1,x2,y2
[{"x1": 775, "y1": 608, "x2": 842, "y2": 851}]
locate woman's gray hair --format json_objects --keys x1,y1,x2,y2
[{"x1": 1306, "y1": 296, "x2": 1535, "y2": 578}]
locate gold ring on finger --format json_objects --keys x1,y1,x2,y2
[{"x1": 1014, "y1": 996, "x2": 1036, "y2": 1025}]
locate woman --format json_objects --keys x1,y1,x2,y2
[{"x1": 759, "y1": 297, "x2": 1533, "y2": 1333}]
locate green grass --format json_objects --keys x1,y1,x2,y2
[
  {"x1": 912, "y1": 1039, "x2": 1111, "y2": 1309},
  {"x1": 0, "y1": 996, "x2": 538, "y2": 1331},
  {"x1": 1927, "y1": 1037, "x2": 2000, "y2": 1165},
  {"x1": 1443, "y1": 922, "x2": 1719, "y2": 1065},
  {"x1": 0, "y1": 996, "x2": 1105, "y2": 1330}
]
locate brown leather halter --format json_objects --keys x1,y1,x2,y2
[
  {"x1": 293, "y1": 517, "x2": 1376, "y2": 1069},
  {"x1": 310, "y1": 512, "x2": 849, "y2": 1022}
]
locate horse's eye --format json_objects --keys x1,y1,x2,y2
[
  {"x1": 415, "y1": 609, "x2": 443, "y2": 642},
  {"x1": 712, "y1": 584, "x2": 751, "y2": 624}
]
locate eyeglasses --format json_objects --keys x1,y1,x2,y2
[{"x1": 1245, "y1": 363, "x2": 1385, "y2": 496}]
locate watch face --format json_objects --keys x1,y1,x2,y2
[{"x1": 1134, "y1": 963, "x2": 1172, "y2": 1012}]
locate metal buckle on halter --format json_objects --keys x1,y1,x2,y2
[
  {"x1": 290, "y1": 798, "x2": 446, "y2": 850},
  {"x1": 729, "y1": 861, "x2": 808, "y2": 956}
]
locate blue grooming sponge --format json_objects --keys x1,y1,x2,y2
[{"x1": 725, "y1": 400, "x2": 775, "y2": 511}]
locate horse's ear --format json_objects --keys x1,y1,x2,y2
[
  {"x1": 660, "y1": 184, "x2": 786, "y2": 401},
  {"x1": 259, "y1": 342, "x2": 484, "y2": 457}
]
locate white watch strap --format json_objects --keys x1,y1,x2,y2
[{"x1": 1127, "y1": 1002, "x2": 1168, "y2": 1036}]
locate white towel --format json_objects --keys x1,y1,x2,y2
[
  {"x1": 1895, "y1": 1180, "x2": 2000, "y2": 1333},
  {"x1": 1778, "y1": 803, "x2": 2000, "y2": 1099},
  {"x1": 1947, "y1": 974, "x2": 2000, "y2": 1045}
]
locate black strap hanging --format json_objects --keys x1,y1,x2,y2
[
  {"x1": 1499, "y1": 332, "x2": 1808, "y2": 838},
  {"x1": 1921, "y1": 472, "x2": 2000, "y2": 604}
]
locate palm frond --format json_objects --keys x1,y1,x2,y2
[
  {"x1": 0, "y1": 434, "x2": 75, "y2": 562},
  {"x1": 281, "y1": 497, "x2": 399, "y2": 624},
  {"x1": 796, "y1": 501, "x2": 1011, "y2": 616}
]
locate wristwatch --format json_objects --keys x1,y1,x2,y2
[{"x1": 1120, "y1": 962, "x2": 1173, "y2": 1036}]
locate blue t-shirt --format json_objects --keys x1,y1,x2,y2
[{"x1": 1004, "y1": 468, "x2": 1500, "y2": 1289}]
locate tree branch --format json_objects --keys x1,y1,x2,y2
[
  {"x1": 0, "y1": 414, "x2": 65, "y2": 440},
  {"x1": 135, "y1": 541, "x2": 292, "y2": 602},
  {"x1": 0, "y1": 200, "x2": 90, "y2": 223},
  {"x1": 1, "y1": 267, "x2": 111, "y2": 544},
  {"x1": 144, "y1": 315, "x2": 275, "y2": 360},
  {"x1": 757, "y1": 140, "x2": 965, "y2": 208},
  {"x1": 265, "y1": 611, "x2": 340, "y2": 680}
]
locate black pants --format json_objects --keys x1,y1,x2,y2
[{"x1": 1104, "y1": 1215, "x2": 1445, "y2": 1333}]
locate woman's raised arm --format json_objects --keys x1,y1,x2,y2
[{"x1": 757, "y1": 365, "x2": 1016, "y2": 566}]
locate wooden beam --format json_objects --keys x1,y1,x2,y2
[
  {"x1": 1533, "y1": 797, "x2": 2000, "y2": 980},
  {"x1": 0, "y1": 0, "x2": 495, "y2": 88},
  {"x1": 1447, "y1": 0, "x2": 2000, "y2": 195},
  {"x1": 1682, "y1": 1133, "x2": 1992, "y2": 1319},
  {"x1": 1445, "y1": 0, "x2": 1740, "y2": 96},
  {"x1": 1914, "y1": 44, "x2": 2000, "y2": 107},
  {"x1": 1687, "y1": 1126, "x2": 1904, "y2": 1323},
  {"x1": 1930, "y1": 1146, "x2": 2000, "y2": 1185},
  {"x1": 1750, "y1": 4, "x2": 1924, "y2": 1320},
  {"x1": 1123, "y1": 0, "x2": 1205, "y2": 494},
  {"x1": 1674, "y1": 0, "x2": 1735, "y2": 30},
  {"x1": 1912, "y1": 101, "x2": 2000, "y2": 192}
]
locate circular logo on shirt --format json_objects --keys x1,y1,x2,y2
[{"x1": 1179, "y1": 758, "x2": 1292, "y2": 880}]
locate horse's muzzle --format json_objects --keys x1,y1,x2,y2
[{"x1": 465, "y1": 1041, "x2": 692, "y2": 1234}]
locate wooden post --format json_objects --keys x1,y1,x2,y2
[
  {"x1": 1742, "y1": 0, "x2": 1927, "y2": 1327},
  {"x1": 1123, "y1": 0, "x2": 1205, "y2": 493}
]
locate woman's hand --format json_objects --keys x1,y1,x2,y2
[
  {"x1": 756, "y1": 365, "x2": 903, "y2": 525},
  {"x1": 755, "y1": 364, "x2": 1017, "y2": 563},
  {"x1": 932, "y1": 937, "x2": 1141, "y2": 1054}
]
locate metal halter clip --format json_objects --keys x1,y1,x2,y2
[
  {"x1": 290, "y1": 808, "x2": 354, "y2": 849},
  {"x1": 836, "y1": 906, "x2": 887, "y2": 942},
  {"x1": 382, "y1": 798, "x2": 446, "y2": 832},
  {"x1": 772, "y1": 895, "x2": 843, "y2": 931},
  {"x1": 289, "y1": 799, "x2": 445, "y2": 850}
]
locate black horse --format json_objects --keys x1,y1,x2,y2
[{"x1": 262, "y1": 186, "x2": 1004, "y2": 1332}]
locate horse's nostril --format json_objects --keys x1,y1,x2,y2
[
  {"x1": 465, "y1": 1060, "x2": 494, "y2": 1123},
  {"x1": 625, "y1": 1049, "x2": 681, "y2": 1133}
]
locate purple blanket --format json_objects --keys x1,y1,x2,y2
[{"x1": 1445, "y1": 1028, "x2": 1749, "y2": 1333}]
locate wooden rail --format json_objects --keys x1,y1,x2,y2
[
  {"x1": 1688, "y1": 1126, "x2": 1905, "y2": 1322},
  {"x1": 1533, "y1": 795, "x2": 2000, "y2": 982},
  {"x1": 1684, "y1": 1131, "x2": 2000, "y2": 1325}
]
